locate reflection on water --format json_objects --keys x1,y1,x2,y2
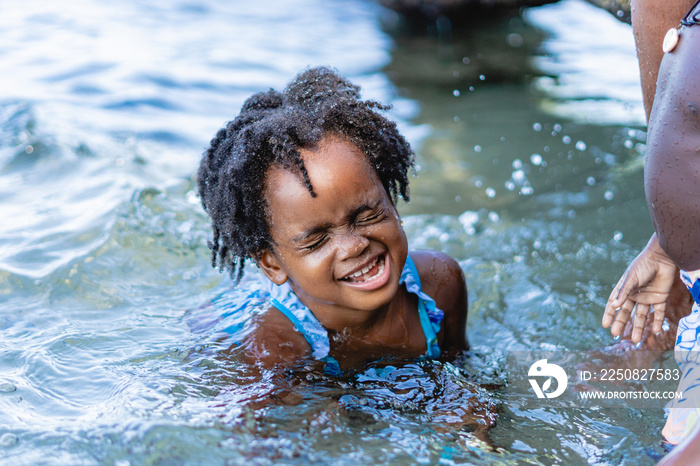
[{"x1": 0, "y1": 0, "x2": 670, "y2": 464}]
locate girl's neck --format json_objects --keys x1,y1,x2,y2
[{"x1": 327, "y1": 285, "x2": 415, "y2": 345}]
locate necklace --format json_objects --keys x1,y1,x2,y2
[{"x1": 663, "y1": 0, "x2": 700, "y2": 53}]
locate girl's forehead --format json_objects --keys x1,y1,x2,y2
[
  {"x1": 269, "y1": 136, "x2": 377, "y2": 191},
  {"x1": 264, "y1": 139, "x2": 390, "y2": 228}
]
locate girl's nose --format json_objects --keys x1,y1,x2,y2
[{"x1": 337, "y1": 233, "x2": 370, "y2": 259}]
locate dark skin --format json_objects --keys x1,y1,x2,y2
[
  {"x1": 604, "y1": 1, "x2": 700, "y2": 462},
  {"x1": 645, "y1": 15, "x2": 700, "y2": 271},
  {"x1": 630, "y1": 0, "x2": 692, "y2": 121},
  {"x1": 242, "y1": 136, "x2": 468, "y2": 372},
  {"x1": 602, "y1": 0, "x2": 696, "y2": 345}
]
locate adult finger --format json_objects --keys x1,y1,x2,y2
[
  {"x1": 610, "y1": 299, "x2": 635, "y2": 337},
  {"x1": 652, "y1": 302, "x2": 667, "y2": 334},
  {"x1": 632, "y1": 303, "x2": 650, "y2": 343},
  {"x1": 609, "y1": 270, "x2": 640, "y2": 309},
  {"x1": 603, "y1": 275, "x2": 628, "y2": 328}
]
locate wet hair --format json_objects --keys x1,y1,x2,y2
[{"x1": 197, "y1": 66, "x2": 414, "y2": 282}]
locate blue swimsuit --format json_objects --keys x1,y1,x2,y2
[{"x1": 268, "y1": 255, "x2": 444, "y2": 375}]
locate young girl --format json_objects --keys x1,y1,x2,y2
[{"x1": 196, "y1": 67, "x2": 468, "y2": 375}]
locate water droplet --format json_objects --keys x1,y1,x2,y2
[
  {"x1": 488, "y1": 212, "x2": 499, "y2": 222},
  {"x1": 186, "y1": 190, "x2": 199, "y2": 205},
  {"x1": 506, "y1": 33, "x2": 523, "y2": 47},
  {"x1": 474, "y1": 145, "x2": 482, "y2": 153},
  {"x1": 469, "y1": 86, "x2": 475, "y2": 92},
  {"x1": 453, "y1": 89, "x2": 460, "y2": 97},
  {"x1": 505, "y1": 180, "x2": 515, "y2": 191},
  {"x1": 533, "y1": 122, "x2": 542, "y2": 132},
  {"x1": 458, "y1": 211, "x2": 478, "y2": 234},
  {"x1": 586, "y1": 177, "x2": 596, "y2": 186},
  {"x1": 604, "y1": 190, "x2": 614, "y2": 201},
  {"x1": 512, "y1": 170, "x2": 525, "y2": 183},
  {"x1": 530, "y1": 154, "x2": 543, "y2": 166},
  {"x1": 24, "y1": 145, "x2": 33, "y2": 154},
  {"x1": 462, "y1": 57, "x2": 471, "y2": 64},
  {"x1": 521, "y1": 186, "x2": 534, "y2": 195},
  {"x1": 485, "y1": 187, "x2": 496, "y2": 198},
  {"x1": 562, "y1": 135, "x2": 571, "y2": 144},
  {"x1": 553, "y1": 124, "x2": 562, "y2": 132},
  {"x1": 575, "y1": 140, "x2": 587, "y2": 151},
  {"x1": 479, "y1": 74, "x2": 486, "y2": 81},
  {"x1": 453, "y1": 115, "x2": 460, "y2": 122},
  {"x1": 512, "y1": 159, "x2": 522, "y2": 169},
  {"x1": 567, "y1": 210, "x2": 576, "y2": 218},
  {"x1": 624, "y1": 139, "x2": 634, "y2": 149},
  {"x1": 613, "y1": 231, "x2": 623, "y2": 242}
]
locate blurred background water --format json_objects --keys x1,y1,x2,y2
[{"x1": 0, "y1": 0, "x2": 672, "y2": 464}]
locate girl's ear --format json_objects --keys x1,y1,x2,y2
[{"x1": 258, "y1": 250, "x2": 288, "y2": 285}]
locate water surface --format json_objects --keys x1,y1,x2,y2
[{"x1": 0, "y1": 0, "x2": 670, "y2": 464}]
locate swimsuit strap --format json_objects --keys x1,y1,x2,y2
[
  {"x1": 268, "y1": 280, "x2": 330, "y2": 360},
  {"x1": 268, "y1": 281, "x2": 342, "y2": 376},
  {"x1": 400, "y1": 255, "x2": 443, "y2": 358}
]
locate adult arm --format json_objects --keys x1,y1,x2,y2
[
  {"x1": 644, "y1": 14, "x2": 700, "y2": 270},
  {"x1": 631, "y1": 0, "x2": 694, "y2": 121}
]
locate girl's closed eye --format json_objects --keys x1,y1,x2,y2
[
  {"x1": 303, "y1": 234, "x2": 328, "y2": 251},
  {"x1": 356, "y1": 209, "x2": 386, "y2": 226}
]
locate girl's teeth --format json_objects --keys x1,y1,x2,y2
[{"x1": 346, "y1": 256, "x2": 380, "y2": 280}]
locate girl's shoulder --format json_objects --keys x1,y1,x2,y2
[
  {"x1": 409, "y1": 249, "x2": 468, "y2": 351},
  {"x1": 241, "y1": 306, "x2": 313, "y2": 369},
  {"x1": 409, "y1": 250, "x2": 465, "y2": 297}
]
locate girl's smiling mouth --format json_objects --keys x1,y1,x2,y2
[{"x1": 339, "y1": 253, "x2": 391, "y2": 290}]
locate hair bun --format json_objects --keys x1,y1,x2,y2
[
  {"x1": 285, "y1": 66, "x2": 360, "y2": 107},
  {"x1": 240, "y1": 89, "x2": 283, "y2": 112}
]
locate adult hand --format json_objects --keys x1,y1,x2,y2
[{"x1": 602, "y1": 233, "x2": 678, "y2": 343}]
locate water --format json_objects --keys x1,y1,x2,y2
[{"x1": 0, "y1": 0, "x2": 672, "y2": 464}]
